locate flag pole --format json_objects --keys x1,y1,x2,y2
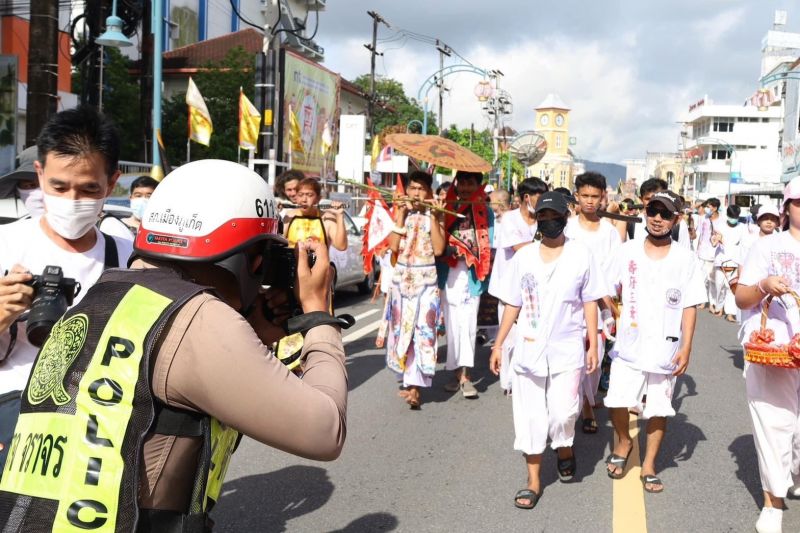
[
  {"x1": 186, "y1": 139, "x2": 191, "y2": 163},
  {"x1": 237, "y1": 147, "x2": 241, "y2": 164}
]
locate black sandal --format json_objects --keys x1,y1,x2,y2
[
  {"x1": 557, "y1": 455, "x2": 576, "y2": 482},
  {"x1": 582, "y1": 418, "x2": 598, "y2": 434},
  {"x1": 514, "y1": 489, "x2": 540, "y2": 509},
  {"x1": 641, "y1": 475, "x2": 664, "y2": 493},
  {"x1": 605, "y1": 450, "x2": 631, "y2": 479}
]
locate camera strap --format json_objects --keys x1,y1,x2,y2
[
  {"x1": 286, "y1": 311, "x2": 356, "y2": 334},
  {"x1": 0, "y1": 322, "x2": 17, "y2": 366}
]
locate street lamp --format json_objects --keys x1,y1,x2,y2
[
  {"x1": 406, "y1": 119, "x2": 423, "y2": 133},
  {"x1": 95, "y1": 0, "x2": 133, "y2": 48},
  {"x1": 697, "y1": 137, "x2": 736, "y2": 204}
]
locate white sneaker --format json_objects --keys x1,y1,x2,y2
[
  {"x1": 790, "y1": 483, "x2": 800, "y2": 498},
  {"x1": 755, "y1": 507, "x2": 783, "y2": 533}
]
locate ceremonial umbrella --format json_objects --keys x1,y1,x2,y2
[{"x1": 384, "y1": 133, "x2": 492, "y2": 173}]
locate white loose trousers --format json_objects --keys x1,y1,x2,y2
[
  {"x1": 512, "y1": 368, "x2": 582, "y2": 455},
  {"x1": 745, "y1": 363, "x2": 800, "y2": 498},
  {"x1": 443, "y1": 261, "x2": 480, "y2": 370}
]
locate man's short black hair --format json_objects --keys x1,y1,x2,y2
[
  {"x1": 574, "y1": 172, "x2": 606, "y2": 191},
  {"x1": 130, "y1": 175, "x2": 159, "y2": 194},
  {"x1": 36, "y1": 105, "x2": 120, "y2": 177},
  {"x1": 639, "y1": 178, "x2": 668, "y2": 198},
  {"x1": 408, "y1": 170, "x2": 433, "y2": 190},
  {"x1": 517, "y1": 177, "x2": 548, "y2": 198},
  {"x1": 435, "y1": 182, "x2": 451, "y2": 195},
  {"x1": 275, "y1": 169, "x2": 305, "y2": 198},
  {"x1": 727, "y1": 205, "x2": 741, "y2": 218},
  {"x1": 706, "y1": 197, "x2": 721, "y2": 209},
  {"x1": 553, "y1": 186, "x2": 573, "y2": 198},
  {"x1": 455, "y1": 171, "x2": 483, "y2": 184}
]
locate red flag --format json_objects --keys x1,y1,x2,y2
[{"x1": 362, "y1": 177, "x2": 394, "y2": 274}]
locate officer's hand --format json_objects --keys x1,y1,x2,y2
[
  {"x1": 246, "y1": 289, "x2": 292, "y2": 347},
  {"x1": 295, "y1": 241, "x2": 331, "y2": 313},
  {"x1": 0, "y1": 265, "x2": 34, "y2": 331}
]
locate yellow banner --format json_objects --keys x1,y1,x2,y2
[
  {"x1": 186, "y1": 77, "x2": 213, "y2": 146},
  {"x1": 239, "y1": 91, "x2": 260, "y2": 152},
  {"x1": 288, "y1": 105, "x2": 305, "y2": 155}
]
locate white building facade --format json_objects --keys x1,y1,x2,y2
[{"x1": 681, "y1": 98, "x2": 781, "y2": 200}]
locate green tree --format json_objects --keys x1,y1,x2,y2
[
  {"x1": 160, "y1": 47, "x2": 253, "y2": 165},
  {"x1": 72, "y1": 47, "x2": 143, "y2": 161},
  {"x1": 351, "y1": 74, "x2": 437, "y2": 134},
  {"x1": 438, "y1": 125, "x2": 525, "y2": 189}
]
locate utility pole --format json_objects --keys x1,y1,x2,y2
[
  {"x1": 26, "y1": 0, "x2": 59, "y2": 147},
  {"x1": 365, "y1": 11, "x2": 386, "y2": 138},
  {"x1": 140, "y1": 0, "x2": 153, "y2": 162},
  {"x1": 435, "y1": 40, "x2": 451, "y2": 135}
]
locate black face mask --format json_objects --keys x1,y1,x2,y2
[
  {"x1": 645, "y1": 225, "x2": 672, "y2": 241},
  {"x1": 538, "y1": 217, "x2": 567, "y2": 239}
]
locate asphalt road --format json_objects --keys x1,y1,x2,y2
[{"x1": 209, "y1": 289, "x2": 800, "y2": 533}]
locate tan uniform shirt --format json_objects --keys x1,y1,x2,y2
[{"x1": 132, "y1": 263, "x2": 347, "y2": 511}]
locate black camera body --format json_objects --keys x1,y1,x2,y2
[
  {"x1": 25, "y1": 266, "x2": 80, "y2": 347},
  {"x1": 262, "y1": 243, "x2": 316, "y2": 290}
]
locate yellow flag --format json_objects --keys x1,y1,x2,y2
[
  {"x1": 239, "y1": 90, "x2": 260, "y2": 152},
  {"x1": 186, "y1": 77, "x2": 213, "y2": 146},
  {"x1": 288, "y1": 105, "x2": 305, "y2": 154},
  {"x1": 370, "y1": 136, "x2": 380, "y2": 171},
  {"x1": 321, "y1": 121, "x2": 333, "y2": 156}
]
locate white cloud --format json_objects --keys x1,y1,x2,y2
[{"x1": 691, "y1": 6, "x2": 748, "y2": 47}]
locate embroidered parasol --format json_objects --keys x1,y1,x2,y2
[{"x1": 384, "y1": 133, "x2": 492, "y2": 173}]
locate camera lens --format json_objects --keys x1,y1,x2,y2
[{"x1": 27, "y1": 288, "x2": 69, "y2": 347}]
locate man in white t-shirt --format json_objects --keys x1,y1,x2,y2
[
  {"x1": 564, "y1": 172, "x2": 621, "y2": 434},
  {"x1": 696, "y1": 197, "x2": 723, "y2": 312},
  {"x1": 714, "y1": 204, "x2": 746, "y2": 322},
  {"x1": 488, "y1": 178, "x2": 546, "y2": 393},
  {"x1": 604, "y1": 191, "x2": 704, "y2": 494},
  {"x1": 0, "y1": 106, "x2": 133, "y2": 473}
]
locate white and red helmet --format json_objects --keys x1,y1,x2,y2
[{"x1": 135, "y1": 159, "x2": 284, "y2": 261}]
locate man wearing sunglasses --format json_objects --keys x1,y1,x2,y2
[
  {"x1": 604, "y1": 190, "x2": 705, "y2": 494},
  {"x1": 629, "y1": 178, "x2": 691, "y2": 249}
]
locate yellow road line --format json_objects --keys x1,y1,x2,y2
[{"x1": 613, "y1": 412, "x2": 648, "y2": 533}]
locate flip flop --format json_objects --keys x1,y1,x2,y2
[
  {"x1": 606, "y1": 450, "x2": 631, "y2": 479},
  {"x1": 582, "y1": 418, "x2": 598, "y2": 434},
  {"x1": 641, "y1": 475, "x2": 664, "y2": 493},
  {"x1": 514, "y1": 489, "x2": 540, "y2": 509}
]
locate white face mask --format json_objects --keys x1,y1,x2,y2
[
  {"x1": 17, "y1": 187, "x2": 45, "y2": 217},
  {"x1": 130, "y1": 197, "x2": 148, "y2": 220},
  {"x1": 43, "y1": 193, "x2": 105, "y2": 240},
  {"x1": 527, "y1": 200, "x2": 536, "y2": 216}
]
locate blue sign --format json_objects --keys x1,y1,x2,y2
[{"x1": 730, "y1": 172, "x2": 743, "y2": 183}]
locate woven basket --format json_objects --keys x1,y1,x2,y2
[{"x1": 744, "y1": 295, "x2": 800, "y2": 369}]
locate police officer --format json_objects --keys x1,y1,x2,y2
[{"x1": 0, "y1": 160, "x2": 348, "y2": 531}]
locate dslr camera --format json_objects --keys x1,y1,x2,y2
[
  {"x1": 262, "y1": 243, "x2": 316, "y2": 290},
  {"x1": 24, "y1": 266, "x2": 80, "y2": 347}
]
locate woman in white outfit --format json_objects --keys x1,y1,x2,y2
[{"x1": 736, "y1": 178, "x2": 800, "y2": 533}]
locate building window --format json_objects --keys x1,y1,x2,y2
[
  {"x1": 556, "y1": 135, "x2": 562, "y2": 149},
  {"x1": 762, "y1": 118, "x2": 769, "y2": 123},
  {"x1": 711, "y1": 148, "x2": 731, "y2": 160},
  {"x1": 667, "y1": 171, "x2": 674, "y2": 187},
  {"x1": 560, "y1": 170, "x2": 567, "y2": 183},
  {"x1": 540, "y1": 169, "x2": 546, "y2": 180},
  {"x1": 713, "y1": 118, "x2": 734, "y2": 132}
]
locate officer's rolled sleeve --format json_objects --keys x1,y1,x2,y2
[{"x1": 152, "y1": 294, "x2": 347, "y2": 461}]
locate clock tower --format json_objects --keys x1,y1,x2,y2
[{"x1": 530, "y1": 94, "x2": 574, "y2": 189}]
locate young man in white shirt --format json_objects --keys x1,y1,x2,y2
[
  {"x1": 604, "y1": 191, "x2": 704, "y2": 494},
  {"x1": 714, "y1": 204, "x2": 746, "y2": 322},
  {"x1": 696, "y1": 197, "x2": 723, "y2": 313},
  {"x1": 0, "y1": 106, "x2": 133, "y2": 473},
  {"x1": 488, "y1": 178, "x2": 547, "y2": 392},
  {"x1": 490, "y1": 191, "x2": 606, "y2": 509},
  {"x1": 564, "y1": 172, "x2": 621, "y2": 434}
]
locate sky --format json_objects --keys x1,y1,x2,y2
[{"x1": 314, "y1": 0, "x2": 799, "y2": 164}]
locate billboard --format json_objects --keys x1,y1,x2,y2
[
  {"x1": 281, "y1": 50, "x2": 340, "y2": 177},
  {"x1": 0, "y1": 56, "x2": 16, "y2": 176}
]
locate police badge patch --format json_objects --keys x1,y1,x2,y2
[{"x1": 27, "y1": 314, "x2": 89, "y2": 406}]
